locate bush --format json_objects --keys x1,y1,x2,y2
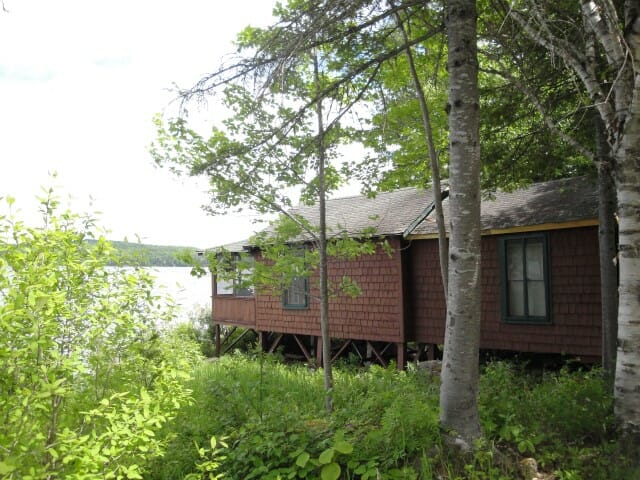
[
  {"x1": 150, "y1": 355, "x2": 444, "y2": 479},
  {"x1": 479, "y1": 361, "x2": 636, "y2": 479},
  {"x1": 150, "y1": 354, "x2": 634, "y2": 480},
  {"x1": 0, "y1": 192, "x2": 200, "y2": 479}
]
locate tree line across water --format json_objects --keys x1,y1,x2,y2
[{"x1": 85, "y1": 239, "x2": 200, "y2": 267}]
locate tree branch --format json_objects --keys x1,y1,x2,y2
[
  {"x1": 506, "y1": 3, "x2": 616, "y2": 133},
  {"x1": 482, "y1": 63, "x2": 595, "y2": 163}
]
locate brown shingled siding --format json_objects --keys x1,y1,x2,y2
[
  {"x1": 410, "y1": 227, "x2": 602, "y2": 358},
  {"x1": 255, "y1": 237, "x2": 405, "y2": 343}
]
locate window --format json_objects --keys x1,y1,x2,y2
[
  {"x1": 215, "y1": 277, "x2": 234, "y2": 295},
  {"x1": 234, "y1": 255, "x2": 254, "y2": 297},
  {"x1": 283, "y1": 275, "x2": 308, "y2": 309},
  {"x1": 214, "y1": 253, "x2": 254, "y2": 297},
  {"x1": 283, "y1": 247, "x2": 309, "y2": 309},
  {"x1": 499, "y1": 234, "x2": 550, "y2": 323}
]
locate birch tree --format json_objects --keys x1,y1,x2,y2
[
  {"x1": 438, "y1": 0, "x2": 483, "y2": 446},
  {"x1": 504, "y1": 0, "x2": 640, "y2": 440}
]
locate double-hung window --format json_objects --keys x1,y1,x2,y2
[
  {"x1": 283, "y1": 276, "x2": 308, "y2": 309},
  {"x1": 499, "y1": 234, "x2": 550, "y2": 324},
  {"x1": 283, "y1": 248, "x2": 309, "y2": 309}
]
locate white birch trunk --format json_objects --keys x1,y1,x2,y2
[
  {"x1": 613, "y1": 75, "x2": 640, "y2": 436},
  {"x1": 512, "y1": 0, "x2": 640, "y2": 440},
  {"x1": 439, "y1": 0, "x2": 482, "y2": 446}
]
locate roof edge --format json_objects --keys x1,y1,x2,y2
[{"x1": 406, "y1": 218, "x2": 599, "y2": 240}]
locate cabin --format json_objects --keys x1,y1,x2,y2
[{"x1": 208, "y1": 176, "x2": 603, "y2": 367}]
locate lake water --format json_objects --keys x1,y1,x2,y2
[{"x1": 147, "y1": 267, "x2": 212, "y2": 323}]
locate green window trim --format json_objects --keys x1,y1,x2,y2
[
  {"x1": 499, "y1": 233, "x2": 551, "y2": 324},
  {"x1": 282, "y1": 276, "x2": 309, "y2": 309}
]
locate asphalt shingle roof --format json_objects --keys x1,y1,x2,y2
[
  {"x1": 411, "y1": 176, "x2": 598, "y2": 236},
  {"x1": 288, "y1": 187, "x2": 435, "y2": 236},
  {"x1": 214, "y1": 176, "x2": 597, "y2": 248}
]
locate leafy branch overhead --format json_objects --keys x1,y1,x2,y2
[{"x1": 150, "y1": 1, "x2": 449, "y2": 210}]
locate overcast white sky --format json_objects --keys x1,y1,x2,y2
[{"x1": 0, "y1": 0, "x2": 280, "y2": 248}]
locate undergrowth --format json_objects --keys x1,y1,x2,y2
[{"x1": 147, "y1": 354, "x2": 638, "y2": 480}]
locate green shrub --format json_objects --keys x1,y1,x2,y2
[
  {"x1": 152, "y1": 356, "x2": 443, "y2": 479},
  {"x1": 0, "y1": 193, "x2": 199, "y2": 479},
  {"x1": 151, "y1": 354, "x2": 634, "y2": 480},
  {"x1": 480, "y1": 362, "x2": 614, "y2": 446},
  {"x1": 479, "y1": 361, "x2": 635, "y2": 479}
]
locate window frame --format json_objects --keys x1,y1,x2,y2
[
  {"x1": 282, "y1": 246, "x2": 309, "y2": 310},
  {"x1": 213, "y1": 253, "x2": 255, "y2": 298},
  {"x1": 233, "y1": 254, "x2": 255, "y2": 298},
  {"x1": 282, "y1": 275, "x2": 309, "y2": 309},
  {"x1": 498, "y1": 233, "x2": 551, "y2": 325}
]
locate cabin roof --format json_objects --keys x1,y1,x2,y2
[
  {"x1": 212, "y1": 176, "x2": 597, "y2": 249},
  {"x1": 215, "y1": 239, "x2": 251, "y2": 253},
  {"x1": 287, "y1": 186, "x2": 436, "y2": 236},
  {"x1": 411, "y1": 175, "x2": 598, "y2": 237}
]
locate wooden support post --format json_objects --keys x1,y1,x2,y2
[
  {"x1": 220, "y1": 326, "x2": 236, "y2": 354},
  {"x1": 351, "y1": 341, "x2": 364, "y2": 362},
  {"x1": 331, "y1": 339, "x2": 352, "y2": 363},
  {"x1": 268, "y1": 333, "x2": 284, "y2": 354},
  {"x1": 396, "y1": 342, "x2": 406, "y2": 370},
  {"x1": 367, "y1": 341, "x2": 388, "y2": 368},
  {"x1": 427, "y1": 343, "x2": 436, "y2": 361},
  {"x1": 316, "y1": 336, "x2": 323, "y2": 365},
  {"x1": 293, "y1": 335, "x2": 313, "y2": 364},
  {"x1": 224, "y1": 328, "x2": 251, "y2": 354},
  {"x1": 214, "y1": 324, "x2": 221, "y2": 357}
]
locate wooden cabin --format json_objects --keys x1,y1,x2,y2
[{"x1": 209, "y1": 176, "x2": 603, "y2": 367}]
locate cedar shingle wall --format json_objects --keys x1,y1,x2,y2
[
  {"x1": 410, "y1": 227, "x2": 602, "y2": 358},
  {"x1": 255, "y1": 238, "x2": 404, "y2": 342}
]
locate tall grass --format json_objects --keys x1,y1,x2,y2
[{"x1": 148, "y1": 356, "x2": 638, "y2": 480}]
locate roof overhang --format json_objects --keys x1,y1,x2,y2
[{"x1": 406, "y1": 218, "x2": 599, "y2": 240}]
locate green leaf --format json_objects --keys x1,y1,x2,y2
[
  {"x1": 333, "y1": 440, "x2": 353, "y2": 455},
  {"x1": 320, "y1": 462, "x2": 341, "y2": 480},
  {"x1": 0, "y1": 462, "x2": 16, "y2": 474},
  {"x1": 296, "y1": 451, "x2": 310, "y2": 468},
  {"x1": 318, "y1": 448, "x2": 334, "y2": 465},
  {"x1": 210, "y1": 436, "x2": 217, "y2": 450}
]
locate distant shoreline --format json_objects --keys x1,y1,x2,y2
[{"x1": 85, "y1": 239, "x2": 202, "y2": 267}]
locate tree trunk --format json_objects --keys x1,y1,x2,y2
[
  {"x1": 594, "y1": 114, "x2": 618, "y2": 376},
  {"x1": 439, "y1": 0, "x2": 482, "y2": 447},
  {"x1": 612, "y1": 3, "x2": 640, "y2": 441},
  {"x1": 394, "y1": 6, "x2": 449, "y2": 300},
  {"x1": 313, "y1": 48, "x2": 333, "y2": 414},
  {"x1": 613, "y1": 84, "x2": 640, "y2": 438}
]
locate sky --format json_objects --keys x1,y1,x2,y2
[{"x1": 0, "y1": 0, "x2": 280, "y2": 248}]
